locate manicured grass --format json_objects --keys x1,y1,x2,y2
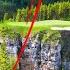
[{"x1": 0, "y1": 20, "x2": 70, "y2": 36}]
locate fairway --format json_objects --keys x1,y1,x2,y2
[
  {"x1": 1, "y1": 20, "x2": 70, "y2": 36},
  {"x1": 6, "y1": 20, "x2": 70, "y2": 27}
]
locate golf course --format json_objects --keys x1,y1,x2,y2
[{"x1": 0, "y1": 0, "x2": 70, "y2": 70}]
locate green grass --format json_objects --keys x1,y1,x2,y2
[{"x1": 0, "y1": 20, "x2": 70, "y2": 36}]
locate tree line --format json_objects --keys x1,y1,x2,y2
[
  {"x1": 14, "y1": 1, "x2": 70, "y2": 21},
  {"x1": 0, "y1": 0, "x2": 70, "y2": 21}
]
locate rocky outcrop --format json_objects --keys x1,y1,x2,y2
[
  {"x1": 20, "y1": 31, "x2": 61, "y2": 70},
  {"x1": 41, "y1": 43, "x2": 61, "y2": 70},
  {"x1": 6, "y1": 33, "x2": 22, "y2": 58}
]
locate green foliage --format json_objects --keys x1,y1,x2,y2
[
  {"x1": 42, "y1": 30, "x2": 61, "y2": 43},
  {"x1": 33, "y1": 30, "x2": 61, "y2": 48},
  {"x1": 3, "y1": 13, "x2": 8, "y2": 20},
  {"x1": 0, "y1": 26, "x2": 18, "y2": 70},
  {"x1": 0, "y1": 43, "x2": 8, "y2": 70},
  {"x1": 47, "y1": 1, "x2": 70, "y2": 20},
  {"x1": 0, "y1": 43, "x2": 12, "y2": 70},
  {"x1": 15, "y1": 1, "x2": 70, "y2": 21},
  {"x1": 16, "y1": 9, "x2": 21, "y2": 22},
  {"x1": 59, "y1": 2, "x2": 70, "y2": 19},
  {"x1": 0, "y1": 0, "x2": 70, "y2": 21},
  {"x1": 0, "y1": 1, "x2": 70, "y2": 21},
  {"x1": 0, "y1": 43, "x2": 16, "y2": 70},
  {"x1": 0, "y1": 1, "x2": 16, "y2": 21}
]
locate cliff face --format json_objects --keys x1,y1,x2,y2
[{"x1": 5, "y1": 31, "x2": 70, "y2": 70}]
